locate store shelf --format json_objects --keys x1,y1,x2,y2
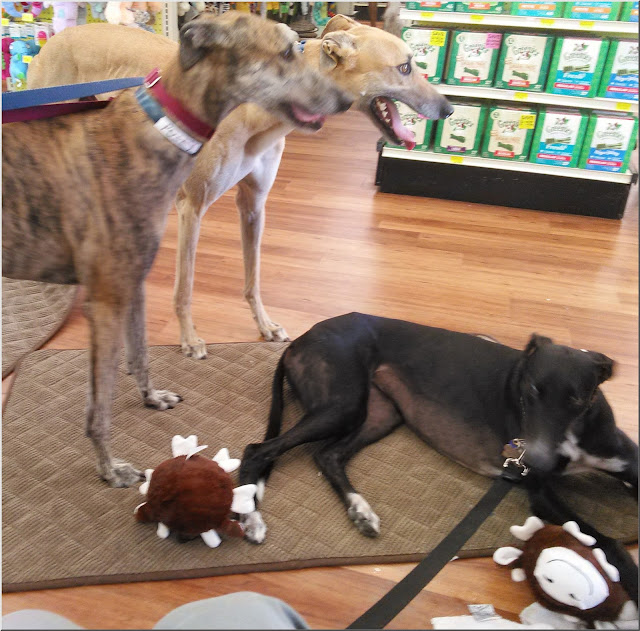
[
  {"x1": 435, "y1": 84, "x2": 639, "y2": 114},
  {"x1": 399, "y1": 9, "x2": 640, "y2": 34},
  {"x1": 381, "y1": 147, "x2": 636, "y2": 184}
]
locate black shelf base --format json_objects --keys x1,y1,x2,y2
[{"x1": 376, "y1": 154, "x2": 636, "y2": 220}]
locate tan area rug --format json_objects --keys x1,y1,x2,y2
[
  {"x1": 3, "y1": 342, "x2": 637, "y2": 592},
  {"x1": 2, "y1": 278, "x2": 77, "y2": 378}
]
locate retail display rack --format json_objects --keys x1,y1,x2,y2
[{"x1": 376, "y1": 6, "x2": 639, "y2": 219}]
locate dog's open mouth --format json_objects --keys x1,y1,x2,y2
[
  {"x1": 370, "y1": 96, "x2": 419, "y2": 150},
  {"x1": 283, "y1": 103, "x2": 327, "y2": 130}
]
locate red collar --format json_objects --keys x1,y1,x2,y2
[{"x1": 144, "y1": 68, "x2": 215, "y2": 140}]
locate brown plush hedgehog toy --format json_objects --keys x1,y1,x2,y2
[
  {"x1": 494, "y1": 516, "x2": 636, "y2": 628},
  {"x1": 134, "y1": 435, "x2": 257, "y2": 547}
]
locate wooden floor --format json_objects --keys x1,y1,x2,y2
[{"x1": 2, "y1": 109, "x2": 638, "y2": 629}]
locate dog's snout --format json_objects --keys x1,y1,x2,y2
[
  {"x1": 523, "y1": 443, "x2": 558, "y2": 475},
  {"x1": 337, "y1": 95, "x2": 353, "y2": 113},
  {"x1": 442, "y1": 102, "x2": 454, "y2": 119}
]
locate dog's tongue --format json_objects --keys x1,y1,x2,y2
[
  {"x1": 291, "y1": 104, "x2": 326, "y2": 125},
  {"x1": 380, "y1": 97, "x2": 416, "y2": 151}
]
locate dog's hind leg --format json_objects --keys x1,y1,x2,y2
[
  {"x1": 526, "y1": 474, "x2": 639, "y2": 604},
  {"x1": 236, "y1": 141, "x2": 288, "y2": 343},
  {"x1": 84, "y1": 290, "x2": 143, "y2": 488},
  {"x1": 125, "y1": 283, "x2": 183, "y2": 410},
  {"x1": 314, "y1": 385, "x2": 403, "y2": 537}
]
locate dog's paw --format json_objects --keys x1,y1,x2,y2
[
  {"x1": 100, "y1": 459, "x2": 144, "y2": 488},
  {"x1": 347, "y1": 493, "x2": 380, "y2": 538},
  {"x1": 260, "y1": 322, "x2": 290, "y2": 343},
  {"x1": 242, "y1": 511, "x2": 267, "y2": 544},
  {"x1": 144, "y1": 389, "x2": 183, "y2": 411},
  {"x1": 181, "y1": 338, "x2": 208, "y2": 360}
]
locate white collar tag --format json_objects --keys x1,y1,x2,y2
[{"x1": 154, "y1": 116, "x2": 203, "y2": 155}]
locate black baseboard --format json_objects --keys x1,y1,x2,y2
[{"x1": 376, "y1": 154, "x2": 636, "y2": 220}]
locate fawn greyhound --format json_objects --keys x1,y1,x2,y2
[
  {"x1": 238, "y1": 313, "x2": 639, "y2": 601},
  {"x1": 27, "y1": 14, "x2": 454, "y2": 356},
  {"x1": 3, "y1": 12, "x2": 351, "y2": 487}
]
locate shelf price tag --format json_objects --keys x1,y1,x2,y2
[
  {"x1": 539, "y1": 18, "x2": 555, "y2": 26},
  {"x1": 430, "y1": 30, "x2": 447, "y2": 46},
  {"x1": 514, "y1": 92, "x2": 529, "y2": 101},
  {"x1": 420, "y1": 12, "x2": 435, "y2": 19},
  {"x1": 470, "y1": 14, "x2": 485, "y2": 22},
  {"x1": 1, "y1": 17, "x2": 8, "y2": 26},
  {"x1": 450, "y1": 155, "x2": 464, "y2": 164},
  {"x1": 519, "y1": 114, "x2": 536, "y2": 129},
  {"x1": 21, "y1": 12, "x2": 33, "y2": 22},
  {"x1": 579, "y1": 20, "x2": 595, "y2": 29},
  {"x1": 615, "y1": 102, "x2": 632, "y2": 111},
  {"x1": 22, "y1": 55, "x2": 33, "y2": 63}
]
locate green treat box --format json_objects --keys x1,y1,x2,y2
[
  {"x1": 445, "y1": 31, "x2": 502, "y2": 86},
  {"x1": 579, "y1": 110, "x2": 639, "y2": 172},
  {"x1": 387, "y1": 101, "x2": 435, "y2": 151},
  {"x1": 563, "y1": 2, "x2": 622, "y2": 20},
  {"x1": 529, "y1": 107, "x2": 589, "y2": 167},
  {"x1": 434, "y1": 101, "x2": 487, "y2": 155},
  {"x1": 510, "y1": 2, "x2": 564, "y2": 16},
  {"x1": 455, "y1": 2, "x2": 509, "y2": 12},
  {"x1": 598, "y1": 39, "x2": 638, "y2": 101},
  {"x1": 401, "y1": 27, "x2": 449, "y2": 83},
  {"x1": 494, "y1": 32, "x2": 555, "y2": 91},
  {"x1": 546, "y1": 37, "x2": 610, "y2": 97},
  {"x1": 481, "y1": 105, "x2": 537, "y2": 160},
  {"x1": 405, "y1": 1, "x2": 457, "y2": 10},
  {"x1": 619, "y1": 2, "x2": 639, "y2": 21}
]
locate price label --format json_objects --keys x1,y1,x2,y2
[
  {"x1": 539, "y1": 18, "x2": 555, "y2": 26},
  {"x1": 450, "y1": 155, "x2": 464, "y2": 164},
  {"x1": 519, "y1": 114, "x2": 536, "y2": 129},
  {"x1": 615, "y1": 102, "x2": 632, "y2": 111},
  {"x1": 21, "y1": 12, "x2": 33, "y2": 22},
  {"x1": 430, "y1": 30, "x2": 447, "y2": 46},
  {"x1": 470, "y1": 14, "x2": 485, "y2": 22},
  {"x1": 579, "y1": 20, "x2": 595, "y2": 29},
  {"x1": 1, "y1": 17, "x2": 8, "y2": 26},
  {"x1": 22, "y1": 55, "x2": 33, "y2": 63},
  {"x1": 420, "y1": 12, "x2": 435, "y2": 19},
  {"x1": 514, "y1": 92, "x2": 529, "y2": 101}
]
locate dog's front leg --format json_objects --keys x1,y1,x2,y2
[
  {"x1": 126, "y1": 284, "x2": 183, "y2": 410},
  {"x1": 236, "y1": 143, "x2": 289, "y2": 343},
  {"x1": 85, "y1": 294, "x2": 143, "y2": 487}
]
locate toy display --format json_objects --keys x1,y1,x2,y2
[
  {"x1": 43, "y1": 1, "x2": 80, "y2": 33},
  {"x1": 8, "y1": 38, "x2": 33, "y2": 87},
  {"x1": 494, "y1": 516, "x2": 636, "y2": 627},
  {"x1": 2, "y1": 36, "x2": 13, "y2": 80},
  {"x1": 104, "y1": 1, "x2": 162, "y2": 31},
  {"x1": 2, "y1": 2, "x2": 43, "y2": 18},
  {"x1": 135, "y1": 435, "x2": 257, "y2": 548}
]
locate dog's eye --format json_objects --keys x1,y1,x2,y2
[
  {"x1": 530, "y1": 384, "x2": 540, "y2": 396},
  {"x1": 281, "y1": 45, "x2": 294, "y2": 61},
  {"x1": 397, "y1": 62, "x2": 411, "y2": 75}
]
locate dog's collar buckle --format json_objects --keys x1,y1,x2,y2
[{"x1": 502, "y1": 438, "x2": 529, "y2": 479}]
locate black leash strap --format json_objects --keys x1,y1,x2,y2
[{"x1": 347, "y1": 476, "x2": 515, "y2": 629}]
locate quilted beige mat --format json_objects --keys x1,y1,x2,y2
[
  {"x1": 3, "y1": 343, "x2": 637, "y2": 592},
  {"x1": 2, "y1": 278, "x2": 77, "y2": 378}
]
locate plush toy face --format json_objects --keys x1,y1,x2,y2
[{"x1": 534, "y1": 547, "x2": 610, "y2": 610}]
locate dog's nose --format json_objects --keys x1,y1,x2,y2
[
  {"x1": 337, "y1": 95, "x2": 353, "y2": 113},
  {"x1": 442, "y1": 102, "x2": 454, "y2": 119}
]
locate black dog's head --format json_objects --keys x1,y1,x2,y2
[{"x1": 517, "y1": 334, "x2": 615, "y2": 474}]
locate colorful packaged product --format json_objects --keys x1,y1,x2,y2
[
  {"x1": 433, "y1": 101, "x2": 487, "y2": 155},
  {"x1": 509, "y1": 2, "x2": 564, "y2": 17},
  {"x1": 445, "y1": 31, "x2": 502, "y2": 86},
  {"x1": 455, "y1": 2, "x2": 508, "y2": 12},
  {"x1": 619, "y1": 2, "x2": 639, "y2": 21},
  {"x1": 529, "y1": 108, "x2": 588, "y2": 167},
  {"x1": 546, "y1": 37, "x2": 610, "y2": 97},
  {"x1": 481, "y1": 105, "x2": 538, "y2": 161},
  {"x1": 579, "y1": 111, "x2": 638, "y2": 172},
  {"x1": 598, "y1": 39, "x2": 638, "y2": 100},
  {"x1": 401, "y1": 27, "x2": 449, "y2": 83},
  {"x1": 388, "y1": 101, "x2": 435, "y2": 151},
  {"x1": 563, "y1": 2, "x2": 622, "y2": 20},
  {"x1": 494, "y1": 32, "x2": 555, "y2": 91},
  {"x1": 405, "y1": 1, "x2": 457, "y2": 9}
]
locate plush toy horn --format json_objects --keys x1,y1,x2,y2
[
  {"x1": 231, "y1": 484, "x2": 258, "y2": 514},
  {"x1": 510, "y1": 516, "x2": 545, "y2": 541},
  {"x1": 212, "y1": 448, "x2": 241, "y2": 473}
]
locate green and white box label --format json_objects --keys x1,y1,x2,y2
[
  {"x1": 482, "y1": 107, "x2": 537, "y2": 160},
  {"x1": 547, "y1": 37, "x2": 609, "y2": 97},
  {"x1": 530, "y1": 109, "x2": 587, "y2": 167},
  {"x1": 495, "y1": 33, "x2": 554, "y2": 91},
  {"x1": 401, "y1": 28, "x2": 448, "y2": 83},
  {"x1": 580, "y1": 112, "x2": 639, "y2": 172},
  {"x1": 446, "y1": 31, "x2": 502, "y2": 86},
  {"x1": 434, "y1": 102, "x2": 486, "y2": 154}
]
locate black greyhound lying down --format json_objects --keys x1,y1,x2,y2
[{"x1": 239, "y1": 312, "x2": 639, "y2": 600}]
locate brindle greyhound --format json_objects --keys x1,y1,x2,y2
[
  {"x1": 2, "y1": 12, "x2": 351, "y2": 488},
  {"x1": 26, "y1": 15, "x2": 454, "y2": 356},
  {"x1": 238, "y1": 313, "x2": 639, "y2": 602}
]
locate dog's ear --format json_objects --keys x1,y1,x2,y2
[
  {"x1": 524, "y1": 333, "x2": 553, "y2": 357},
  {"x1": 585, "y1": 350, "x2": 615, "y2": 383},
  {"x1": 179, "y1": 16, "x2": 239, "y2": 70},
  {"x1": 321, "y1": 31, "x2": 357, "y2": 70},
  {"x1": 321, "y1": 14, "x2": 359, "y2": 36}
]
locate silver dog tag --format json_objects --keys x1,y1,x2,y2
[{"x1": 154, "y1": 117, "x2": 203, "y2": 155}]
